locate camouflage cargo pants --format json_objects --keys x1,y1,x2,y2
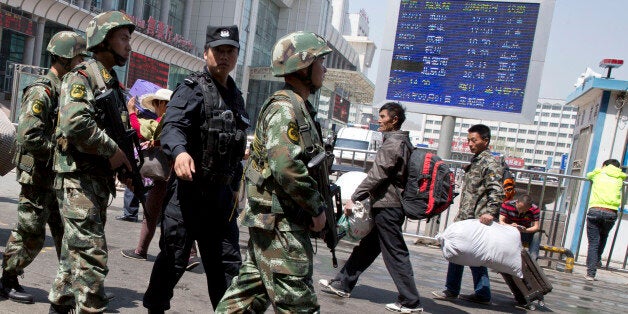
[
  {"x1": 2, "y1": 184, "x2": 63, "y2": 276},
  {"x1": 48, "y1": 184, "x2": 109, "y2": 314},
  {"x1": 216, "y1": 227, "x2": 319, "y2": 313}
]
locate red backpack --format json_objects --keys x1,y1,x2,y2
[{"x1": 401, "y1": 147, "x2": 456, "y2": 221}]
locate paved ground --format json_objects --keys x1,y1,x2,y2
[{"x1": 0, "y1": 169, "x2": 627, "y2": 313}]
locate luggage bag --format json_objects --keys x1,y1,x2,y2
[{"x1": 501, "y1": 250, "x2": 552, "y2": 310}]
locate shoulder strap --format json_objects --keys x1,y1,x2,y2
[
  {"x1": 283, "y1": 90, "x2": 315, "y2": 153},
  {"x1": 86, "y1": 61, "x2": 107, "y2": 92}
]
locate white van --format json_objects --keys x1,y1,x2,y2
[{"x1": 333, "y1": 126, "x2": 382, "y2": 170}]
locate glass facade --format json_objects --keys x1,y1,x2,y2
[
  {"x1": 143, "y1": 0, "x2": 161, "y2": 21},
  {"x1": 168, "y1": 0, "x2": 184, "y2": 35},
  {"x1": 235, "y1": 0, "x2": 253, "y2": 86},
  {"x1": 245, "y1": 79, "x2": 283, "y2": 132},
  {"x1": 0, "y1": 30, "x2": 26, "y2": 92},
  {"x1": 245, "y1": 0, "x2": 281, "y2": 130},
  {"x1": 168, "y1": 64, "x2": 192, "y2": 90},
  {"x1": 251, "y1": 0, "x2": 279, "y2": 67}
]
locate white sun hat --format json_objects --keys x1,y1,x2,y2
[{"x1": 141, "y1": 88, "x2": 173, "y2": 113}]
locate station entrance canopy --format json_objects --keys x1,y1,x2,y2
[
  {"x1": 2, "y1": 0, "x2": 204, "y2": 71},
  {"x1": 249, "y1": 67, "x2": 374, "y2": 105}
]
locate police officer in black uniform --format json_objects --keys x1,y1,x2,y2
[{"x1": 143, "y1": 25, "x2": 249, "y2": 313}]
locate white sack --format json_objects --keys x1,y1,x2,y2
[
  {"x1": 0, "y1": 110, "x2": 16, "y2": 176},
  {"x1": 334, "y1": 171, "x2": 367, "y2": 203},
  {"x1": 337, "y1": 199, "x2": 373, "y2": 242},
  {"x1": 436, "y1": 219, "x2": 523, "y2": 278}
]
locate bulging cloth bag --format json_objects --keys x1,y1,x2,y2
[
  {"x1": 436, "y1": 219, "x2": 523, "y2": 278},
  {"x1": 337, "y1": 199, "x2": 373, "y2": 242},
  {"x1": 140, "y1": 146, "x2": 171, "y2": 181},
  {"x1": 0, "y1": 110, "x2": 17, "y2": 176}
]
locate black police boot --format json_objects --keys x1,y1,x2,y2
[
  {"x1": 0, "y1": 274, "x2": 34, "y2": 304},
  {"x1": 48, "y1": 303, "x2": 74, "y2": 314}
]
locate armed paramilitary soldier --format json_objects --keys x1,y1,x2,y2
[
  {"x1": 143, "y1": 25, "x2": 249, "y2": 313},
  {"x1": 48, "y1": 11, "x2": 134, "y2": 314},
  {"x1": 216, "y1": 31, "x2": 330, "y2": 313},
  {"x1": 0, "y1": 31, "x2": 87, "y2": 305}
]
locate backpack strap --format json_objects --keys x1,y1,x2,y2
[{"x1": 420, "y1": 153, "x2": 433, "y2": 192}]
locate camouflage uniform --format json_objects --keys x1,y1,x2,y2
[
  {"x1": 48, "y1": 11, "x2": 134, "y2": 313},
  {"x1": 1, "y1": 31, "x2": 86, "y2": 304},
  {"x1": 217, "y1": 31, "x2": 330, "y2": 314},
  {"x1": 455, "y1": 149, "x2": 504, "y2": 221}
]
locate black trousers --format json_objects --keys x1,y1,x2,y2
[
  {"x1": 333, "y1": 206, "x2": 421, "y2": 307},
  {"x1": 143, "y1": 178, "x2": 242, "y2": 311}
]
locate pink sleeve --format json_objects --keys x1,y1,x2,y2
[{"x1": 129, "y1": 113, "x2": 144, "y2": 140}]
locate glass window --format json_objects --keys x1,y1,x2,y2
[
  {"x1": 549, "y1": 122, "x2": 559, "y2": 127},
  {"x1": 548, "y1": 132, "x2": 557, "y2": 137},
  {"x1": 551, "y1": 113, "x2": 560, "y2": 118},
  {"x1": 252, "y1": 0, "x2": 280, "y2": 67},
  {"x1": 537, "y1": 141, "x2": 545, "y2": 145},
  {"x1": 540, "y1": 122, "x2": 548, "y2": 126},
  {"x1": 525, "y1": 149, "x2": 534, "y2": 153},
  {"x1": 529, "y1": 130, "x2": 536, "y2": 135},
  {"x1": 538, "y1": 131, "x2": 547, "y2": 136},
  {"x1": 143, "y1": 0, "x2": 161, "y2": 21}
]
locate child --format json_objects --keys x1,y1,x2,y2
[
  {"x1": 584, "y1": 159, "x2": 626, "y2": 280},
  {"x1": 499, "y1": 194, "x2": 541, "y2": 260}
]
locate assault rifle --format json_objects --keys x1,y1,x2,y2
[
  {"x1": 308, "y1": 147, "x2": 342, "y2": 268},
  {"x1": 94, "y1": 89, "x2": 146, "y2": 209}
]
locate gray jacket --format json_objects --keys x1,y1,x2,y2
[{"x1": 351, "y1": 130, "x2": 412, "y2": 208}]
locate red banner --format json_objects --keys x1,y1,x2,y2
[
  {"x1": 505, "y1": 157, "x2": 525, "y2": 168},
  {"x1": 127, "y1": 52, "x2": 169, "y2": 89}
]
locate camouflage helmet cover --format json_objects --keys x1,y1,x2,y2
[
  {"x1": 86, "y1": 11, "x2": 135, "y2": 51},
  {"x1": 271, "y1": 31, "x2": 332, "y2": 77},
  {"x1": 47, "y1": 31, "x2": 88, "y2": 59}
]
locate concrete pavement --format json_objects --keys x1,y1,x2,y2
[{"x1": 1, "y1": 169, "x2": 627, "y2": 313}]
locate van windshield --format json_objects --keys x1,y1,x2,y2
[{"x1": 335, "y1": 138, "x2": 369, "y2": 150}]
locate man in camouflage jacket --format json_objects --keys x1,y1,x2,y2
[
  {"x1": 432, "y1": 124, "x2": 504, "y2": 305},
  {"x1": 48, "y1": 11, "x2": 134, "y2": 314},
  {"x1": 0, "y1": 31, "x2": 88, "y2": 305},
  {"x1": 216, "y1": 31, "x2": 329, "y2": 313}
]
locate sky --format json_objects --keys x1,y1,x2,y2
[{"x1": 349, "y1": 0, "x2": 628, "y2": 101}]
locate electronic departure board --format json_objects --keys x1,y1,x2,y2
[
  {"x1": 375, "y1": 0, "x2": 554, "y2": 123},
  {"x1": 127, "y1": 52, "x2": 170, "y2": 89}
]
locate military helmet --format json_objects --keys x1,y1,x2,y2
[
  {"x1": 271, "y1": 31, "x2": 332, "y2": 77},
  {"x1": 86, "y1": 11, "x2": 135, "y2": 51},
  {"x1": 46, "y1": 31, "x2": 88, "y2": 59}
]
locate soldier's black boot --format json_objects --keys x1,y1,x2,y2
[
  {"x1": 48, "y1": 303, "x2": 74, "y2": 314},
  {"x1": 0, "y1": 274, "x2": 34, "y2": 304}
]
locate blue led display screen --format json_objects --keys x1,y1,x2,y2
[{"x1": 387, "y1": 0, "x2": 540, "y2": 113}]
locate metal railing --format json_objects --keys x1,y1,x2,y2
[{"x1": 331, "y1": 146, "x2": 628, "y2": 271}]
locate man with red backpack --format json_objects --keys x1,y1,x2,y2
[{"x1": 319, "y1": 102, "x2": 423, "y2": 313}]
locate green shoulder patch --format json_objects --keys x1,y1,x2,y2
[
  {"x1": 287, "y1": 121, "x2": 300, "y2": 144},
  {"x1": 70, "y1": 83, "x2": 86, "y2": 100},
  {"x1": 31, "y1": 100, "x2": 44, "y2": 114}
]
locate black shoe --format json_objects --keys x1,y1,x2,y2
[
  {"x1": 115, "y1": 215, "x2": 138, "y2": 222},
  {"x1": 0, "y1": 275, "x2": 34, "y2": 304},
  {"x1": 186, "y1": 256, "x2": 201, "y2": 271},
  {"x1": 121, "y1": 249, "x2": 148, "y2": 260},
  {"x1": 459, "y1": 293, "x2": 490, "y2": 305},
  {"x1": 49, "y1": 303, "x2": 74, "y2": 314}
]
